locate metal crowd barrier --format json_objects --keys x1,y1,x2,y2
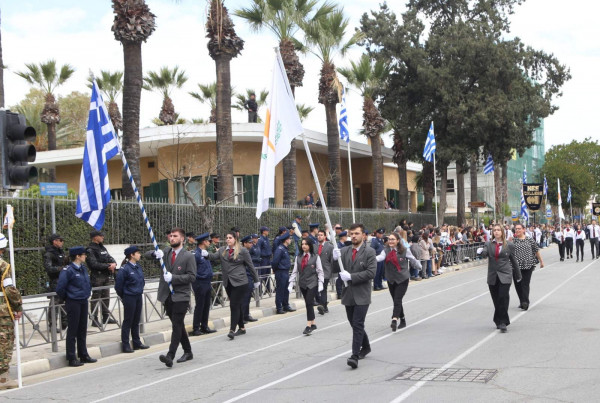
[{"x1": 441, "y1": 241, "x2": 485, "y2": 266}]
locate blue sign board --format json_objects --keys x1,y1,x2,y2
[
  {"x1": 546, "y1": 204, "x2": 552, "y2": 218},
  {"x1": 40, "y1": 182, "x2": 68, "y2": 197}
]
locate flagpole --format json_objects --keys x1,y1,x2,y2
[
  {"x1": 433, "y1": 153, "x2": 439, "y2": 228},
  {"x1": 5, "y1": 205, "x2": 22, "y2": 388},
  {"x1": 347, "y1": 142, "x2": 356, "y2": 222}
]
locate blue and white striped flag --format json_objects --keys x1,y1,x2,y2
[
  {"x1": 75, "y1": 80, "x2": 119, "y2": 230},
  {"x1": 483, "y1": 154, "x2": 494, "y2": 174},
  {"x1": 423, "y1": 121, "x2": 436, "y2": 162},
  {"x1": 338, "y1": 87, "x2": 349, "y2": 143},
  {"x1": 520, "y1": 189, "x2": 529, "y2": 221},
  {"x1": 522, "y1": 166, "x2": 527, "y2": 184},
  {"x1": 543, "y1": 175, "x2": 548, "y2": 196},
  {"x1": 567, "y1": 185, "x2": 572, "y2": 203}
]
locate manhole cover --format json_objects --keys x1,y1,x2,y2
[{"x1": 392, "y1": 367, "x2": 497, "y2": 383}]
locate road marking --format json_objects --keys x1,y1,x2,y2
[{"x1": 389, "y1": 258, "x2": 595, "y2": 402}]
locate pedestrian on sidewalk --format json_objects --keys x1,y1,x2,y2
[
  {"x1": 115, "y1": 246, "x2": 149, "y2": 353},
  {"x1": 288, "y1": 238, "x2": 324, "y2": 335},
  {"x1": 56, "y1": 246, "x2": 97, "y2": 367},
  {"x1": 418, "y1": 231, "x2": 434, "y2": 279},
  {"x1": 383, "y1": 232, "x2": 421, "y2": 332},
  {"x1": 189, "y1": 233, "x2": 217, "y2": 336},
  {"x1": 477, "y1": 224, "x2": 522, "y2": 333},
  {"x1": 333, "y1": 223, "x2": 377, "y2": 369},
  {"x1": 271, "y1": 232, "x2": 296, "y2": 314},
  {"x1": 512, "y1": 223, "x2": 544, "y2": 311}
]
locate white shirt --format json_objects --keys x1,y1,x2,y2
[
  {"x1": 563, "y1": 228, "x2": 575, "y2": 239},
  {"x1": 534, "y1": 228, "x2": 542, "y2": 242},
  {"x1": 505, "y1": 229, "x2": 514, "y2": 241},
  {"x1": 554, "y1": 231, "x2": 564, "y2": 243},
  {"x1": 587, "y1": 224, "x2": 600, "y2": 239},
  {"x1": 575, "y1": 230, "x2": 587, "y2": 240}
]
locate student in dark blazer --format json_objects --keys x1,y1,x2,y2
[
  {"x1": 333, "y1": 223, "x2": 377, "y2": 369},
  {"x1": 156, "y1": 228, "x2": 197, "y2": 367},
  {"x1": 207, "y1": 232, "x2": 259, "y2": 340},
  {"x1": 316, "y1": 229, "x2": 334, "y2": 314},
  {"x1": 477, "y1": 224, "x2": 522, "y2": 333}
]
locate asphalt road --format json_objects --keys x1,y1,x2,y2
[{"x1": 2, "y1": 245, "x2": 599, "y2": 402}]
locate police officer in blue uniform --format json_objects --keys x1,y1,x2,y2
[
  {"x1": 241, "y1": 236, "x2": 259, "y2": 323},
  {"x1": 190, "y1": 233, "x2": 217, "y2": 336},
  {"x1": 56, "y1": 246, "x2": 97, "y2": 367},
  {"x1": 249, "y1": 234, "x2": 262, "y2": 267},
  {"x1": 273, "y1": 226, "x2": 288, "y2": 250},
  {"x1": 308, "y1": 223, "x2": 320, "y2": 244},
  {"x1": 115, "y1": 245, "x2": 149, "y2": 353},
  {"x1": 257, "y1": 226, "x2": 272, "y2": 267},
  {"x1": 371, "y1": 228, "x2": 386, "y2": 290},
  {"x1": 271, "y1": 232, "x2": 296, "y2": 314}
]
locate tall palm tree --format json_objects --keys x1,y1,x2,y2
[
  {"x1": 0, "y1": 10, "x2": 4, "y2": 108},
  {"x1": 338, "y1": 54, "x2": 388, "y2": 209},
  {"x1": 15, "y1": 60, "x2": 75, "y2": 182},
  {"x1": 232, "y1": 88, "x2": 268, "y2": 122},
  {"x1": 112, "y1": 0, "x2": 156, "y2": 198},
  {"x1": 206, "y1": 0, "x2": 244, "y2": 202},
  {"x1": 189, "y1": 82, "x2": 218, "y2": 123},
  {"x1": 143, "y1": 66, "x2": 188, "y2": 125},
  {"x1": 296, "y1": 103, "x2": 315, "y2": 122},
  {"x1": 303, "y1": 9, "x2": 363, "y2": 207},
  {"x1": 88, "y1": 70, "x2": 124, "y2": 133},
  {"x1": 235, "y1": 0, "x2": 334, "y2": 206}
]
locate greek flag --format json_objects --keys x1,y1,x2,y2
[
  {"x1": 75, "y1": 80, "x2": 120, "y2": 230},
  {"x1": 543, "y1": 175, "x2": 548, "y2": 196},
  {"x1": 522, "y1": 166, "x2": 527, "y2": 184},
  {"x1": 339, "y1": 87, "x2": 349, "y2": 143},
  {"x1": 567, "y1": 185, "x2": 572, "y2": 203},
  {"x1": 520, "y1": 189, "x2": 529, "y2": 221},
  {"x1": 423, "y1": 121, "x2": 436, "y2": 162},
  {"x1": 483, "y1": 154, "x2": 494, "y2": 174}
]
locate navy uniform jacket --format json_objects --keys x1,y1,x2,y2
[
  {"x1": 56, "y1": 262, "x2": 92, "y2": 300},
  {"x1": 370, "y1": 237, "x2": 384, "y2": 255},
  {"x1": 271, "y1": 244, "x2": 291, "y2": 271},
  {"x1": 308, "y1": 234, "x2": 318, "y2": 245},
  {"x1": 258, "y1": 235, "x2": 272, "y2": 258},
  {"x1": 115, "y1": 261, "x2": 145, "y2": 297},
  {"x1": 192, "y1": 247, "x2": 214, "y2": 281},
  {"x1": 249, "y1": 244, "x2": 262, "y2": 267}
]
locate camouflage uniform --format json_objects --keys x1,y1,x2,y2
[{"x1": 1, "y1": 259, "x2": 22, "y2": 388}]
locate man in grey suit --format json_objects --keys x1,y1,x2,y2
[
  {"x1": 316, "y1": 229, "x2": 334, "y2": 315},
  {"x1": 156, "y1": 228, "x2": 197, "y2": 367},
  {"x1": 333, "y1": 223, "x2": 377, "y2": 369}
]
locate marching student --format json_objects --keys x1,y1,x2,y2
[
  {"x1": 563, "y1": 223, "x2": 575, "y2": 259},
  {"x1": 316, "y1": 229, "x2": 334, "y2": 315},
  {"x1": 288, "y1": 238, "x2": 324, "y2": 335},
  {"x1": 554, "y1": 225, "x2": 565, "y2": 261},
  {"x1": 512, "y1": 223, "x2": 544, "y2": 311},
  {"x1": 587, "y1": 220, "x2": 600, "y2": 259},
  {"x1": 575, "y1": 225, "x2": 587, "y2": 262}
]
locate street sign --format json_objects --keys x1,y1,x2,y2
[
  {"x1": 468, "y1": 201, "x2": 486, "y2": 208},
  {"x1": 592, "y1": 203, "x2": 600, "y2": 217},
  {"x1": 523, "y1": 184, "x2": 543, "y2": 211},
  {"x1": 546, "y1": 204, "x2": 552, "y2": 218},
  {"x1": 40, "y1": 182, "x2": 68, "y2": 197},
  {"x1": 511, "y1": 210, "x2": 519, "y2": 222}
]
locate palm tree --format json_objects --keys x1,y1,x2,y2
[
  {"x1": 189, "y1": 82, "x2": 218, "y2": 123},
  {"x1": 235, "y1": 0, "x2": 334, "y2": 206},
  {"x1": 143, "y1": 66, "x2": 188, "y2": 125},
  {"x1": 232, "y1": 88, "x2": 268, "y2": 122},
  {"x1": 15, "y1": 60, "x2": 75, "y2": 182},
  {"x1": 112, "y1": 0, "x2": 156, "y2": 198},
  {"x1": 0, "y1": 10, "x2": 5, "y2": 108},
  {"x1": 88, "y1": 70, "x2": 124, "y2": 133},
  {"x1": 206, "y1": 0, "x2": 244, "y2": 202},
  {"x1": 303, "y1": 9, "x2": 363, "y2": 207},
  {"x1": 296, "y1": 103, "x2": 315, "y2": 122},
  {"x1": 338, "y1": 54, "x2": 388, "y2": 209}
]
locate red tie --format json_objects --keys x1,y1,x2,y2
[
  {"x1": 594, "y1": 227, "x2": 596, "y2": 238},
  {"x1": 352, "y1": 248, "x2": 357, "y2": 262},
  {"x1": 171, "y1": 250, "x2": 176, "y2": 265},
  {"x1": 318, "y1": 244, "x2": 323, "y2": 255},
  {"x1": 228, "y1": 249, "x2": 233, "y2": 259},
  {"x1": 495, "y1": 243, "x2": 502, "y2": 261},
  {"x1": 301, "y1": 254, "x2": 309, "y2": 271}
]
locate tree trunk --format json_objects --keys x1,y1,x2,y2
[
  {"x1": 439, "y1": 164, "x2": 448, "y2": 225},
  {"x1": 282, "y1": 85, "x2": 297, "y2": 206},
  {"x1": 371, "y1": 134, "x2": 384, "y2": 210},
  {"x1": 121, "y1": 40, "x2": 143, "y2": 198},
  {"x1": 215, "y1": 54, "x2": 234, "y2": 202},
  {"x1": 501, "y1": 161, "x2": 508, "y2": 221},
  {"x1": 0, "y1": 10, "x2": 4, "y2": 108},
  {"x1": 494, "y1": 166, "x2": 502, "y2": 224},
  {"x1": 470, "y1": 153, "x2": 478, "y2": 217},
  {"x1": 325, "y1": 102, "x2": 341, "y2": 208},
  {"x1": 397, "y1": 157, "x2": 408, "y2": 211},
  {"x1": 47, "y1": 122, "x2": 57, "y2": 182},
  {"x1": 456, "y1": 160, "x2": 465, "y2": 227},
  {"x1": 423, "y1": 161, "x2": 434, "y2": 213}
]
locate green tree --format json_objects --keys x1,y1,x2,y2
[
  {"x1": 542, "y1": 159, "x2": 593, "y2": 210},
  {"x1": 296, "y1": 103, "x2": 314, "y2": 122},
  {"x1": 189, "y1": 82, "x2": 218, "y2": 123},
  {"x1": 88, "y1": 70, "x2": 123, "y2": 133},
  {"x1": 143, "y1": 66, "x2": 188, "y2": 125}
]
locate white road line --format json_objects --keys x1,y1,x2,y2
[{"x1": 390, "y1": 258, "x2": 596, "y2": 403}]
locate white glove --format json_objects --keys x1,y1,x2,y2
[
  {"x1": 201, "y1": 249, "x2": 209, "y2": 257},
  {"x1": 339, "y1": 271, "x2": 351, "y2": 282},
  {"x1": 318, "y1": 283, "x2": 324, "y2": 292},
  {"x1": 154, "y1": 249, "x2": 164, "y2": 260},
  {"x1": 476, "y1": 247, "x2": 484, "y2": 255},
  {"x1": 3, "y1": 277, "x2": 13, "y2": 287},
  {"x1": 288, "y1": 283, "x2": 294, "y2": 293},
  {"x1": 253, "y1": 282, "x2": 261, "y2": 289},
  {"x1": 163, "y1": 272, "x2": 173, "y2": 282},
  {"x1": 332, "y1": 248, "x2": 341, "y2": 261}
]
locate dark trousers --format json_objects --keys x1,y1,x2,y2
[
  {"x1": 164, "y1": 296, "x2": 191, "y2": 358},
  {"x1": 48, "y1": 294, "x2": 68, "y2": 330},
  {"x1": 248, "y1": 111, "x2": 257, "y2": 123},
  {"x1": 65, "y1": 299, "x2": 89, "y2": 360},
  {"x1": 121, "y1": 294, "x2": 143, "y2": 346},
  {"x1": 589, "y1": 238, "x2": 600, "y2": 258},
  {"x1": 192, "y1": 280, "x2": 212, "y2": 330},
  {"x1": 225, "y1": 283, "x2": 246, "y2": 331},
  {"x1": 274, "y1": 270, "x2": 290, "y2": 310},
  {"x1": 335, "y1": 274, "x2": 343, "y2": 298},
  {"x1": 513, "y1": 269, "x2": 534, "y2": 305},
  {"x1": 345, "y1": 304, "x2": 370, "y2": 356},
  {"x1": 388, "y1": 280, "x2": 409, "y2": 319},
  {"x1": 488, "y1": 276, "x2": 511, "y2": 326},
  {"x1": 558, "y1": 242, "x2": 565, "y2": 259},
  {"x1": 576, "y1": 239, "x2": 585, "y2": 260},
  {"x1": 243, "y1": 276, "x2": 254, "y2": 319},
  {"x1": 319, "y1": 279, "x2": 330, "y2": 308},
  {"x1": 374, "y1": 261, "x2": 384, "y2": 289},
  {"x1": 300, "y1": 286, "x2": 318, "y2": 321},
  {"x1": 565, "y1": 238, "x2": 574, "y2": 257}
]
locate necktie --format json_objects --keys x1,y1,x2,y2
[
  {"x1": 318, "y1": 244, "x2": 323, "y2": 255},
  {"x1": 352, "y1": 248, "x2": 357, "y2": 262},
  {"x1": 171, "y1": 250, "x2": 176, "y2": 265},
  {"x1": 301, "y1": 254, "x2": 309, "y2": 271},
  {"x1": 228, "y1": 249, "x2": 233, "y2": 259},
  {"x1": 495, "y1": 243, "x2": 502, "y2": 261},
  {"x1": 593, "y1": 227, "x2": 596, "y2": 238}
]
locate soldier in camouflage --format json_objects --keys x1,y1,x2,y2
[{"x1": 0, "y1": 234, "x2": 23, "y2": 390}]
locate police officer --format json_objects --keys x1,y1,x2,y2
[
  {"x1": 241, "y1": 236, "x2": 259, "y2": 323},
  {"x1": 43, "y1": 233, "x2": 69, "y2": 331},
  {"x1": 371, "y1": 228, "x2": 386, "y2": 290},
  {"x1": 273, "y1": 226, "x2": 288, "y2": 250},
  {"x1": 56, "y1": 246, "x2": 97, "y2": 367},
  {"x1": 190, "y1": 233, "x2": 217, "y2": 336},
  {"x1": 86, "y1": 230, "x2": 117, "y2": 327},
  {"x1": 257, "y1": 227, "x2": 272, "y2": 292},
  {"x1": 308, "y1": 223, "x2": 319, "y2": 244},
  {"x1": 0, "y1": 234, "x2": 23, "y2": 390},
  {"x1": 249, "y1": 234, "x2": 262, "y2": 267},
  {"x1": 271, "y1": 232, "x2": 296, "y2": 314},
  {"x1": 115, "y1": 246, "x2": 149, "y2": 353}
]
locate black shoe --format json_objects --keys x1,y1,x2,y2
[
  {"x1": 560, "y1": 258, "x2": 564, "y2": 261},
  {"x1": 284, "y1": 306, "x2": 296, "y2": 312},
  {"x1": 347, "y1": 355, "x2": 359, "y2": 369},
  {"x1": 498, "y1": 323, "x2": 507, "y2": 333},
  {"x1": 201, "y1": 327, "x2": 216, "y2": 334},
  {"x1": 190, "y1": 329, "x2": 204, "y2": 336},
  {"x1": 358, "y1": 347, "x2": 371, "y2": 360},
  {"x1": 68, "y1": 359, "x2": 83, "y2": 367},
  {"x1": 303, "y1": 326, "x2": 312, "y2": 335},
  {"x1": 80, "y1": 356, "x2": 97, "y2": 363},
  {"x1": 227, "y1": 331, "x2": 235, "y2": 340},
  {"x1": 245, "y1": 316, "x2": 258, "y2": 322},
  {"x1": 576, "y1": 258, "x2": 579, "y2": 262},
  {"x1": 234, "y1": 329, "x2": 246, "y2": 336},
  {"x1": 391, "y1": 319, "x2": 397, "y2": 332},
  {"x1": 133, "y1": 344, "x2": 150, "y2": 350},
  {"x1": 311, "y1": 324, "x2": 317, "y2": 331},
  {"x1": 399, "y1": 318, "x2": 406, "y2": 329},
  {"x1": 122, "y1": 344, "x2": 134, "y2": 353},
  {"x1": 323, "y1": 308, "x2": 329, "y2": 313},
  {"x1": 159, "y1": 354, "x2": 173, "y2": 368},
  {"x1": 276, "y1": 309, "x2": 286, "y2": 314},
  {"x1": 317, "y1": 305, "x2": 325, "y2": 315},
  {"x1": 522, "y1": 302, "x2": 529, "y2": 311},
  {"x1": 176, "y1": 352, "x2": 193, "y2": 363}
]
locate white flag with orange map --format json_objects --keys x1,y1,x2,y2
[
  {"x1": 255, "y1": 50, "x2": 304, "y2": 219},
  {"x1": 557, "y1": 178, "x2": 565, "y2": 220}
]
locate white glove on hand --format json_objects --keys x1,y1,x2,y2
[
  {"x1": 3, "y1": 277, "x2": 14, "y2": 287},
  {"x1": 332, "y1": 248, "x2": 341, "y2": 261},
  {"x1": 163, "y1": 272, "x2": 173, "y2": 282},
  {"x1": 288, "y1": 283, "x2": 294, "y2": 293},
  {"x1": 154, "y1": 249, "x2": 164, "y2": 260},
  {"x1": 253, "y1": 282, "x2": 261, "y2": 289},
  {"x1": 476, "y1": 247, "x2": 484, "y2": 255},
  {"x1": 318, "y1": 283, "x2": 324, "y2": 292},
  {"x1": 339, "y1": 271, "x2": 351, "y2": 282},
  {"x1": 201, "y1": 249, "x2": 209, "y2": 257}
]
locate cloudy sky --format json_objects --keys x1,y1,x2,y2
[{"x1": 1, "y1": 0, "x2": 598, "y2": 151}]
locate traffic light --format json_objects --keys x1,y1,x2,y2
[{"x1": 0, "y1": 110, "x2": 38, "y2": 190}]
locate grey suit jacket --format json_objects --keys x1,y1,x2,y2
[
  {"x1": 339, "y1": 243, "x2": 377, "y2": 306},
  {"x1": 157, "y1": 247, "x2": 197, "y2": 304},
  {"x1": 317, "y1": 242, "x2": 334, "y2": 279},
  {"x1": 480, "y1": 241, "x2": 522, "y2": 285},
  {"x1": 209, "y1": 247, "x2": 259, "y2": 288}
]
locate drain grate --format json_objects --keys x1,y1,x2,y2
[{"x1": 392, "y1": 367, "x2": 497, "y2": 383}]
